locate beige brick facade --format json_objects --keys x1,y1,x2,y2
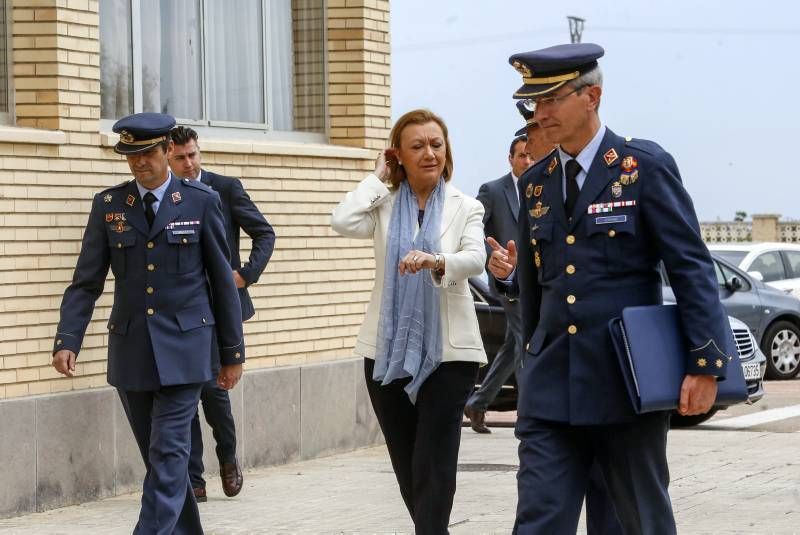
[{"x1": 0, "y1": 0, "x2": 391, "y2": 399}]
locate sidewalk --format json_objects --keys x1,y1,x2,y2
[{"x1": 1, "y1": 419, "x2": 800, "y2": 534}]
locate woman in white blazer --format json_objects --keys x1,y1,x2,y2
[{"x1": 332, "y1": 109, "x2": 487, "y2": 533}]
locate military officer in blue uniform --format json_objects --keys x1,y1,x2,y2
[
  {"x1": 488, "y1": 44, "x2": 733, "y2": 534},
  {"x1": 52, "y1": 112, "x2": 244, "y2": 535}
]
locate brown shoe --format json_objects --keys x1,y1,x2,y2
[
  {"x1": 220, "y1": 458, "x2": 243, "y2": 497},
  {"x1": 193, "y1": 487, "x2": 207, "y2": 503},
  {"x1": 464, "y1": 405, "x2": 491, "y2": 434}
]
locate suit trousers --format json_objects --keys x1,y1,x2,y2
[
  {"x1": 364, "y1": 358, "x2": 479, "y2": 535},
  {"x1": 514, "y1": 412, "x2": 675, "y2": 535},
  {"x1": 467, "y1": 297, "x2": 522, "y2": 411},
  {"x1": 117, "y1": 384, "x2": 204, "y2": 535},
  {"x1": 188, "y1": 378, "x2": 237, "y2": 489}
]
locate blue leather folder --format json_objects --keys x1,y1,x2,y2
[{"x1": 608, "y1": 304, "x2": 748, "y2": 414}]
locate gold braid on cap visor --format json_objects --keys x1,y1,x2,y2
[
  {"x1": 513, "y1": 70, "x2": 580, "y2": 98},
  {"x1": 119, "y1": 131, "x2": 168, "y2": 145}
]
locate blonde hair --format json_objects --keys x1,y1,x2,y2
[{"x1": 387, "y1": 109, "x2": 453, "y2": 189}]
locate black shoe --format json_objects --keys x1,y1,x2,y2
[
  {"x1": 464, "y1": 405, "x2": 491, "y2": 434},
  {"x1": 220, "y1": 458, "x2": 243, "y2": 497}
]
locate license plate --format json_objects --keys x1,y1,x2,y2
[{"x1": 742, "y1": 361, "x2": 761, "y2": 381}]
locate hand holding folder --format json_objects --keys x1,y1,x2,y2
[{"x1": 608, "y1": 304, "x2": 748, "y2": 414}]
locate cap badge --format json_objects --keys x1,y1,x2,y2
[
  {"x1": 546, "y1": 158, "x2": 558, "y2": 175},
  {"x1": 603, "y1": 148, "x2": 619, "y2": 166},
  {"x1": 621, "y1": 156, "x2": 638, "y2": 173},
  {"x1": 512, "y1": 60, "x2": 532, "y2": 78},
  {"x1": 103, "y1": 193, "x2": 112, "y2": 203},
  {"x1": 126, "y1": 194, "x2": 136, "y2": 207},
  {"x1": 119, "y1": 130, "x2": 135, "y2": 144},
  {"x1": 534, "y1": 185, "x2": 543, "y2": 197},
  {"x1": 525, "y1": 183, "x2": 534, "y2": 199},
  {"x1": 611, "y1": 181, "x2": 623, "y2": 198},
  {"x1": 530, "y1": 201, "x2": 550, "y2": 219},
  {"x1": 171, "y1": 191, "x2": 182, "y2": 204}
]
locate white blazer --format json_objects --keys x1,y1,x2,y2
[{"x1": 332, "y1": 174, "x2": 488, "y2": 365}]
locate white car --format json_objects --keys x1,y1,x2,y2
[{"x1": 710, "y1": 242, "x2": 800, "y2": 299}]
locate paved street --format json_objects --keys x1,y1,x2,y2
[{"x1": 1, "y1": 381, "x2": 799, "y2": 534}]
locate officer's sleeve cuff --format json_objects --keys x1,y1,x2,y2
[
  {"x1": 53, "y1": 332, "x2": 80, "y2": 356},
  {"x1": 687, "y1": 339, "x2": 729, "y2": 377},
  {"x1": 220, "y1": 341, "x2": 245, "y2": 365}
]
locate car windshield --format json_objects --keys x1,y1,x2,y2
[{"x1": 713, "y1": 250, "x2": 748, "y2": 266}]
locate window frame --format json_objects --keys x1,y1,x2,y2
[
  {"x1": 0, "y1": 0, "x2": 14, "y2": 125},
  {"x1": 100, "y1": 0, "x2": 328, "y2": 143},
  {"x1": 749, "y1": 251, "x2": 787, "y2": 283},
  {"x1": 780, "y1": 250, "x2": 800, "y2": 279}
]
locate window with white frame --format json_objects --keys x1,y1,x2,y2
[
  {"x1": 100, "y1": 0, "x2": 326, "y2": 135},
  {"x1": 0, "y1": 0, "x2": 12, "y2": 125}
]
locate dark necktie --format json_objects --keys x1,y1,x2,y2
[
  {"x1": 564, "y1": 159, "x2": 581, "y2": 219},
  {"x1": 143, "y1": 192, "x2": 156, "y2": 228}
]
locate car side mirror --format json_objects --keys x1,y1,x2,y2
[
  {"x1": 747, "y1": 271, "x2": 764, "y2": 282},
  {"x1": 725, "y1": 276, "x2": 743, "y2": 292}
]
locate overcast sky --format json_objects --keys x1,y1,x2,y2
[{"x1": 390, "y1": 0, "x2": 800, "y2": 221}]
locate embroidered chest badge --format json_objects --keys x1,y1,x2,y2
[
  {"x1": 525, "y1": 183, "x2": 534, "y2": 199},
  {"x1": 620, "y1": 155, "x2": 639, "y2": 185},
  {"x1": 529, "y1": 201, "x2": 550, "y2": 219},
  {"x1": 603, "y1": 148, "x2": 619, "y2": 166}
]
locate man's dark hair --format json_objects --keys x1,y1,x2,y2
[
  {"x1": 509, "y1": 135, "x2": 527, "y2": 156},
  {"x1": 170, "y1": 125, "x2": 199, "y2": 146}
]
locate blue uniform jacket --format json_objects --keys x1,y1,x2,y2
[
  {"x1": 511, "y1": 128, "x2": 731, "y2": 424},
  {"x1": 53, "y1": 175, "x2": 245, "y2": 391}
]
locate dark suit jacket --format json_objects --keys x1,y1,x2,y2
[
  {"x1": 512, "y1": 128, "x2": 731, "y2": 425},
  {"x1": 477, "y1": 173, "x2": 519, "y2": 295},
  {"x1": 200, "y1": 170, "x2": 275, "y2": 322},
  {"x1": 54, "y1": 176, "x2": 245, "y2": 390}
]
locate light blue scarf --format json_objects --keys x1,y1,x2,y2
[{"x1": 373, "y1": 178, "x2": 445, "y2": 403}]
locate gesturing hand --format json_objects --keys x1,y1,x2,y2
[
  {"x1": 399, "y1": 249, "x2": 435, "y2": 275},
  {"x1": 486, "y1": 237, "x2": 517, "y2": 279}
]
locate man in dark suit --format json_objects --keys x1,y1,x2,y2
[
  {"x1": 52, "y1": 113, "x2": 245, "y2": 534},
  {"x1": 464, "y1": 132, "x2": 531, "y2": 433},
  {"x1": 169, "y1": 126, "x2": 275, "y2": 502},
  {"x1": 489, "y1": 44, "x2": 732, "y2": 534}
]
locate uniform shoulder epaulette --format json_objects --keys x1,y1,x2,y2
[
  {"x1": 623, "y1": 137, "x2": 666, "y2": 157},
  {"x1": 181, "y1": 178, "x2": 214, "y2": 193},
  {"x1": 101, "y1": 180, "x2": 130, "y2": 193}
]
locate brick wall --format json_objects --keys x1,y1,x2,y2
[
  {"x1": 0, "y1": 0, "x2": 389, "y2": 399},
  {"x1": 327, "y1": 0, "x2": 391, "y2": 150}
]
